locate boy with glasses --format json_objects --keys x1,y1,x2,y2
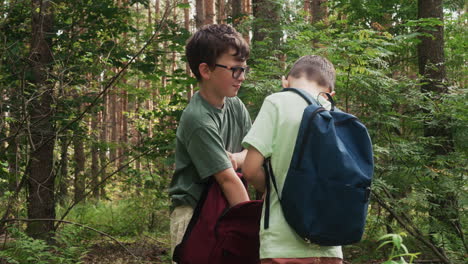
[{"x1": 168, "y1": 24, "x2": 251, "y2": 259}]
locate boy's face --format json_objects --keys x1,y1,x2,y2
[{"x1": 205, "y1": 49, "x2": 247, "y2": 98}]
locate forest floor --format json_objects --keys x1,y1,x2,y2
[{"x1": 82, "y1": 236, "x2": 171, "y2": 264}]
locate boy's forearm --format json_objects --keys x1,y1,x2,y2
[
  {"x1": 214, "y1": 167, "x2": 250, "y2": 206},
  {"x1": 243, "y1": 147, "x2": 266, "y2": 193},
  {"x1": 246, "y1": 167, "x2": 265, "y2": 193}
]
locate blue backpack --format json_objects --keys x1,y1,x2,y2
[{"x1": 263, "y1": 87, "x2": 374, "y2": 246}]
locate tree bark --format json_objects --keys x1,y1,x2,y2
[
  {"x1": 91, "y1": 113, "x2": 100, "y2": 200},
  {"x1": 418, "y1": 0, "x2": 447, "y2": 96},
  {"x1": 252, "y1": 0, "x2": 281, "y2": 48},
  {"x1": 232, "y1": 0, "x2": 242, "y2": 26},
  {"x1": 195, "y1": 0, "x2": 205, "y2": 28},
  {"x1": 217, "y1": 0, "x2": 226, "y2": 24},
  {"x1": 417, "y1": 0, "x2": 464, "y2": 259},
  {"x1": 311, "y1": 0, "x2": 327, "y2": 23},
  {"x1": 99, "y1": 109, "x2": 107, "y2": 199},
  {"x1": 57, "y1": 135, "x2": 70, "y2": 205},
  {"x1": 304, "y1": 0, "x2": 311, "y2": 22},
  {"x1": 204, "y1": 0, "x2": 215, "y2": 24},
  {"x1": 26, "y1": 0, "x2": 56, "y2": 241},
  {"x1": 73, "y1": 129, "x2": 86, "y2": 204}
]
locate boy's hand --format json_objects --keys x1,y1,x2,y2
[
  {"x1": 226, "y1": 149, "x2": 247, "y2": 171},
  {"x1": 226, "y1": 151, "x2": 238, "y2": 171}
]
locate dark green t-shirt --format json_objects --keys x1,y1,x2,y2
[{"x1": 168, "y1": 92, "x2": 251, "y2": 210}]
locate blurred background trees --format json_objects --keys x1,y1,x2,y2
[{"x1": 0, "y1": 0, "x2": 466, "y2": 263}]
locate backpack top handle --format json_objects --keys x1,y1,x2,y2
[{"x1": 282, "y1": 88, "x2": 336, "y2": 111}]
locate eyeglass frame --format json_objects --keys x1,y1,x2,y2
[{"x1": 214, "y1": 63, "x2": 250, "y2": 79}]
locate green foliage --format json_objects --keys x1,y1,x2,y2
[
  {"x1": 0, "y1": 228, "x2": 87, "y2": 264},
  {"x1": 59, "y1": 196, "x2": 169, "y2": 238},
  {"x1": 377, "y1": 233, "x2": 420, "y2": 264}
]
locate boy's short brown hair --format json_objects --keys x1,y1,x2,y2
[
  {"x1": 287, "y1": 55, "x2": 336, "y2": 91},
  {"x1": 186, "y1": 24, "x2": 249, "y2": 81}
]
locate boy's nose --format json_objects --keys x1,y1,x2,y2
[{"x1": 237, "y1": 71, "x2": 246, "y2": 81}]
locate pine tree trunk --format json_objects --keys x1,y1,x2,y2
[
  {"x1": 26, "y1": 0, "x2": 56, "y2": 241},
  {"x1": 232, "y1": 0, "x2": 242, "y2": 26},
  {"x1": 252, "y1": 0, "x2": 281, "y2": 47},
  {"x1": 311, "y1": 0, "x2": 327, "y2": 23},
  {"x1": 217, "y1": 0, "x2": 225, "y2": 24},
  {"x1": 204, "y1": 0, "x2": 215, "y2": 24},
  {"x1": 99, "y1": 109, "x2": 107, "y2": 199},
  {"x1": 196, "y1": 0, "x2": 205, "y2": 28},
  {"x1": 73, "y1": 129, "x2": 86, "y2": 204},
  {"x1": 304, "y1": 0, "x2": 311, "y2": 22},
  {"x1": 184, "y1": 0, "x2": 193, "y2": 100},
  {"x1": 417, "y1": 1, "x2": 462, "y2": 261},
  {"x1": 58, "y1": 135, "x2": 70, "y2": 205},
  {"x1": 91, "y1": 114, "x2": 100, "y2": 200}
]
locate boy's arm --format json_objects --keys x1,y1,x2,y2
[
  {"x1": 242, "y1": 147, "x2": 266, "y2": 193},
  {"x1": 214, "y1": 167, "x2": 250, "y2": 206}
]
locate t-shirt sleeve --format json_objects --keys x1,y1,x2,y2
[
  {"x1": 187, "y1": 126, "x2": 232, "y2": 180},
  {"x1": 242, "y1": 98, "x2": 277, "y2": 158},
  {"x1": 241, "y1": 100, "x2": 252, "y2": 139}
]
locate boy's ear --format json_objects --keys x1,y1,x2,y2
[
  {"x1": 199, "y1": 63, "x2": 211, "y2": 80},
  {"x1": 281, "y1": 76, "x2": 289, "y2": 88}
]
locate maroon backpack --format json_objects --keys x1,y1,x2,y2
[{"x1": 173, "y1": 175, "x2": 263, "y2": 264}]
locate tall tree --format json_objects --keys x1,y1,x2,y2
[
  {"x1": 26, "y1": 0, "x2": 56, "y2": 240},
  {"x1": 195, "y1": 0, "x2": 205, "y2": 28},
  {"x1": 73, "y1": 127, "x2": 86, "y2": 204},
  {"x1": 252, "y1": 0, "x2": 281, "y2": 51},
  {"x1": 217, "y1": 0, "x2": 226, "y2": 24},
  {"x1": 310, "y1": 0, "x2": 327, "y2": 23},
  {"x1": 205, "y1": 0, "x2": 215, "y2": 24},
  {"x1": 232, "y1": 0, "x2": 242, "y2": 27},
  {"x1": 418, "y1": 0, "x2": 463, "y2": 261}
]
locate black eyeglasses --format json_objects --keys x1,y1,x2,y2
[{"x1": 215, "y1": 64, "x2": 249, "y2": 79}]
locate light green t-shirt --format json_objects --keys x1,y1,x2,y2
[
  {"x1": 242, "y1": 89, "x2": 343, "y2": 259},
  {"x1": 169, "y1": 91, "x2": 251, "y2": 210}
]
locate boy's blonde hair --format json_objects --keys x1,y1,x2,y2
[{"x1": 287, "y1": 55, "x2": 336, "y2": 91}]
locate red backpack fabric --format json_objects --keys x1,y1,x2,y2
[{"x1": 173, "y1": 175, "x2": 263, "y2": 264}]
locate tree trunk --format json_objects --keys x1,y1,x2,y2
[
  {"x1": 418, "y1": 0, "x2": 446, "y2": 96},
  {"x1": 204, "y1": 0, "x2": 215, "y2": 24},
  {"x1": 184, "y1": 0, "x2": 193, "y2": 100},
  {"x1": 195, "y1": 0, "x2": 205, "y2": 28},
  {"x1": 91, "y1": 114, "x2": 99, "y2": 200},
  {"x1": 232, "y1": 0, "x2": 242, "y2": 26},
  {"x1": 217, "y1": 0, "x2": 226, "y2": 24},
  {"x1": 57, "y1": 135, "x2": 70, "y2": 205},
  {"x1": 99, "y1": 110, "x2": 107, "y2": 199},
  {"x1": 417, "y1": 0, "x2": 461, "y2": 261},
  {"x1": 73, "y1": 129, "x2": 86, "y2": 204},
  {"x1": 304, "y1": 0, "x2": 310, "y2": 22},
  {"x1": 311, "y1": 0, "x2": 327, "y2": 23},
  {"x1": 26, "y1": 0, "x2": 56, "y2": 241},
  {"x1": 252, "y1": 0, "x2": 281, "y2": 48}
]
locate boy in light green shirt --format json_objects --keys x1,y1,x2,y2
[{"x1": 242, "y1": 55, "x2": 343, "y2": 263}]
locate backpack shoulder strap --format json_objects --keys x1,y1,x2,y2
[{"x1": 263, "y1": 158, "x2": 281, "y2": 230}]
